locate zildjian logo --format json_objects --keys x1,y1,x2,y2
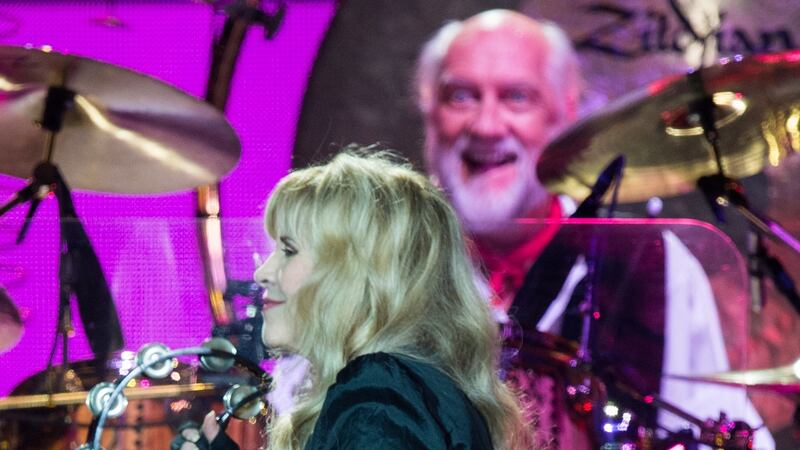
[{"x1": 575, "y1": 0, "x2": 797, "y2": 58}]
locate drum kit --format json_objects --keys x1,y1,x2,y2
[
  {"x1": 526, "y1": 49, "x2": 800, "y2": 449},
  {"x1": 0, "y1": 1, "x2": 284, "y2": 447},
  {"x1": 0, "y1": 9, "x2": 796, "y2": 450}
]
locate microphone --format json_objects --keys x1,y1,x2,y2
[
  {"x1": 224, "y1": 279, "x2": 262, "y2": 302},
  {"x1": 572, "y1": 155, "x2": 625, "y2": 218},
  {"x1": 212, "y1": 316, "x2": 266, "y2": 365}
]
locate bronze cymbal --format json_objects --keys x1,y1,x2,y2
[
  {"x1": 0, "y1": 46, "x2": 240, "y2": 194},
  {"x1": 538, "y1": 50, "x2": 800, "y2": 203},
  {"x1": 668, "y1": 359, "x2": 800, "y2": 394},
  {"x1": 0, "y1": 287, "x2": 22, "y2": 353}
]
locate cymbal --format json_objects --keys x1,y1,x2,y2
[
  {"x1": 538, "y1": 50, "x2": 800, "y2": 203},
  {"x1": 668, "y1": 358, "x2": 800, "y2": 394},
  {"x1": 0, "y1": 287, "x2": 22, "y2": 353},
  {"x1": 0, "y1": 46, "x2": 240, "y2": 194}
]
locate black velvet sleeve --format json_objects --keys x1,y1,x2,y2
[
  {"x1": 209, "y1": 430, "x2": 240, "y2": 450},
  {"x1": 168, "y1": 422, "x2": 239, "y2": 450},
  {"x1": 306, "y1": 386, "x2": 433, "y2": 449},
  {"x1": 305, "y1": 353, "x2": 492, "y2": 450}
]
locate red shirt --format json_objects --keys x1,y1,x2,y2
[{"x1": 475, "y1": 197, "x2": 563, "y2": 312}]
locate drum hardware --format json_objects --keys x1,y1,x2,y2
[
  {"x1": 0, "y1": 79, "x2": 124, "y2": 403},
  {"x1": 699, "y1": 414, "x2": 755, "y2": 450},
  {"x1": 538, "y1": 48, "x2": 800, "y2": 257},
  {"x1": 212, "y1": 279, "x2": 267, "y2": 366},
  {"x1": 0, "y1": 44, "x2": 243, "y2": 445},
  {"x1": 199, "y1": 0, "x2": 285, "y2": 328},
  {"x1": 696, "y1": 173, "x2": 800, "y2": 314},
  {"x1": 0, "y1": 285, "x2": 22, "y2": 353},
  {"x1": 571, "y1": 156, "x2": 627, "y2": 368},
  {"x1": 573, "y1": 162, "x2": 629, "y2": 447},
  {"x1": 596, "y1": 401, "x2": 650, "y2": 450},
  {"x1": 512, "y1": 328, "x2": 762, "y2": 449},
  {"x1": 0, "y1": 46, "x2": 241, "y2": 194},
  {"x1": 539, "y1": 49, "x2": 800, "y2": 318},
  {"x1": 667, "y1": 358, "x2": 800, "y2": 394},
  {"x1": 538, "y1": 50, "x2": 800, "y2": 204},
  {"x1": 0, "y1": 352, "x2": 220, "y2": 449},
  {"x1": 685, "y1": 53, "x2": 800, "y2": 316},
  {"x1": 601, "y1": 365, "x2": 758, "y2": 450},
  {"x1": 690, "y1": 67, "x2": 800, "y2": 317},
  {"x1": 517, "y1": 30, "x2": 798, "y2": 450},
  {"x1": 515, "y1": 330, "x2": 755, "y2": 449}
]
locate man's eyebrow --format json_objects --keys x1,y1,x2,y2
[{"x1": 437, "y1": 75, "x2": 476, "y2": 87}]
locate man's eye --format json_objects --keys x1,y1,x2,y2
[
  {"x1": 281, "y1": 246, "x2": 297, "y2": 257},
  {"x1": 502, "y1": 88, "x2": 540, "y2": 110},
  {"x1": 506, "y1": 90, "x2": 529, "y2": 101},
  {"x1": 442, "y1": 87, "x2": 478, "y2": 107}
]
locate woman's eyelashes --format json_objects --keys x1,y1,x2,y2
[{"x1": 279, "y1": 237, "x2": 298, "y2": 256}]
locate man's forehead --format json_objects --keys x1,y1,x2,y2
[
  {"x1": 458, "y1": 14, "x2": 545, "y2": 47},
  {"x1": 437, "y1": 75, "x2": 541, "y2": 93},
  {"x1": 440, "y1": 27, "x2": 548, "y2": 84}
]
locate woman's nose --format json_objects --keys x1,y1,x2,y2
[{"x1": 253, "y1": 252, "x2": 276, "y2": 287}]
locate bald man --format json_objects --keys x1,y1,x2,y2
[{"x1": 418, "y1": 10, "x2": 579, "y2": 256}]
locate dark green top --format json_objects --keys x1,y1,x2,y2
[{"x1": 211, "y1": 352, "x2": 493, "y2": 449}]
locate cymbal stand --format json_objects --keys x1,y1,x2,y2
[
  {"x1": 688, "y1": 69, "x2": 800, "y2": 315},
  {"x1": 0, "y1": 85, "x2": 123, "y2": 392},
  {"x1": 0, "y1": 85, "x2": 76, "y2": 238},
  {"x1": 696, "y1": 172, "x2": 800, "y2": 257},
  {"x1": 0, "y1": 87, "x2": 71, "y2": 397}
]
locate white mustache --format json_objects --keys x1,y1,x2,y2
[{"x1": 453, "y1": 135, "x2": 526, "y2": 160}]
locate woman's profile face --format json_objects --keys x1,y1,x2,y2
[{"x1": 254, "y1": 233, "x2": 314, "y2": 351}]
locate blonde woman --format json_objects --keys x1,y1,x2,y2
[{"x1": 184, "y1": 148, "x2": 530, "y2": 450}]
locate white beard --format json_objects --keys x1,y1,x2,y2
[{"x1": 430, "y1": 134, "x2": 544, "y2": 236}]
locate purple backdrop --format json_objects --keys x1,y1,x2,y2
[{"x1": 0, "y1": 1, "x2": 335, "y2": 396}]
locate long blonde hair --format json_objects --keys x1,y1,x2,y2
[{"x1": 265, "y1": 147, "x2": 529, "y2": 449}]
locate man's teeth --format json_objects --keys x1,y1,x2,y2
[{"x1": 464, "y1": 153, "x2": 516, "y2": 172}]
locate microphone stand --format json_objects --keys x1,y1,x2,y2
[
  {"x1": 567, "y1": 157, "x2": 625, "y2": 445},
  {"x1": 572, "y1": 157, "x2": 625, "y2": 361},
  {"x1": 199, "y1": 0, "x2": 287, "y2": 327}
]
